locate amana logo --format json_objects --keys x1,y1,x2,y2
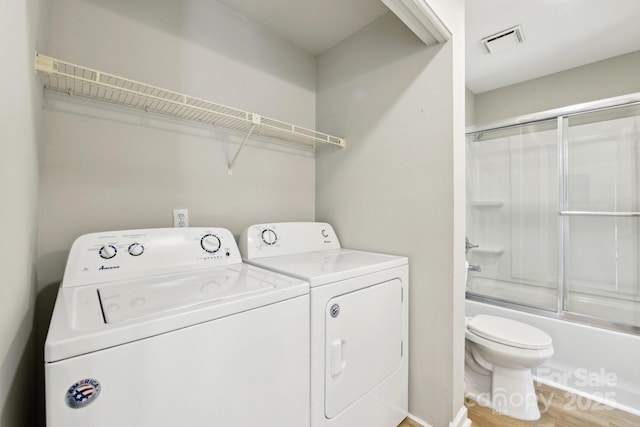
[
  {"x1": 98, "y1": 265, "x2": 120, "y2": 271},
  {"x1": 66, "y1": 378, "x2": 101, "y2": 409}
]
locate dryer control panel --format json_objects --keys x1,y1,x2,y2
[
  {"x1": 239, "y1": 222, "x2": 340, "y2": 260},
  {"x1": 62, "y1": 228, "x2": 242, "y2": 287}
]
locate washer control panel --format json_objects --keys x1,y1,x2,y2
[
  {"x1": 62, "y1": 228, "x2": 241, "y2": 287},
  {"x1": 200, "y1": 233, "x2": 222, "y2": 253},
  {"x1": 99, "y1": 245, "x2": 117, "y2": 259},
  {"x1": 239, "y1": 222, "x2": 340, "y2": 260}
]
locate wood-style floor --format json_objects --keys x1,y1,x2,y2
[
  {"x1": 398, "y1": 418, "x2": 422, "y2": 427},
  {"x1": 398, "y1": 383, "x2": 640, "y2": 427}
]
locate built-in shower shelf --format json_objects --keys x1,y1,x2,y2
[
  {"x1": 469, "y1": 246, "x2": 504, "y2": 255},
  {"x1": 33, "y1": 52, "x2": 346, "y2": 174},
  {"x1": 470, "y1": 200, "x2": 504, "y2": 208}
]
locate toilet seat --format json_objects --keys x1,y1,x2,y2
[{"x1": 467, "y1": 315, "x2": 552, "y2": 350}]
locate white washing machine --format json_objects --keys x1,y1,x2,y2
[
  {"x1": 239, "y1": 222, "x2": 408, "y2": 427},
  {"x1": 45, "y1": 227, "x2": 309, "y2": 427}
]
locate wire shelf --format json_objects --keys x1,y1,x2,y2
[{"x1": 34, "y1": 53, "x2": 346, "y2": 152}]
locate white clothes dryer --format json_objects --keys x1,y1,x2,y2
[
  {"x1": 240, "y1": 222, "x2": 408, "y2": 427},
  {"x1": 45, "y1": 227, "x2": 309, "y2": 427}
]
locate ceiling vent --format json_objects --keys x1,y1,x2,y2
[{"x1": 481, "y1": 25, "x2": 525, "y2": 54}]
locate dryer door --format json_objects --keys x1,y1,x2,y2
[{"x1": 324, "y1": 278, "x2": 402, "y2": 418}]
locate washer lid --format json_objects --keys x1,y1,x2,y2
[
  {"x1": 467, "y1": 315, "x2": 552, "y2": 350},
  {"x1": 98, "y1": 267, "x2": 268, "y2": 324},
  {"x1": 45, "y1": 264, "x2": 308, "y2": 362}
]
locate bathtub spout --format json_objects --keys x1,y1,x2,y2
[{"x1": 468, "y1": 263, "x2": 481, "y2": 272}]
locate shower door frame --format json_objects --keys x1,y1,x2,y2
[{"x1": 466, "y1": 92, "x2": 640, "y2": 336}]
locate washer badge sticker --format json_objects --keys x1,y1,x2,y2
[
  {"x1": 330, "y1": 303, "x2": 340, "y2": 318},
  {"x1": 66, "y1": 378, "x2": 101, "y2": 409}
]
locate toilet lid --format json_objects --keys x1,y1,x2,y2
[{"x1": 467, "y1": 315, "x2": 552, "y2": 350}]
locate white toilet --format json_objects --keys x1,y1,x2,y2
[{"x1": 465, "y1": 314, "x2": 554, "y2": 420}]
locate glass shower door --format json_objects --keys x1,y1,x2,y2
[
  {"x1": 466, "y1": 121, "x2": 559, "y2": 311},
  {"x1": 562, "y1": 104, "x2": 640, "y2": 327}
]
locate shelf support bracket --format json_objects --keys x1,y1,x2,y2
[
  {"x1": 34, "y1": 52, "x2": 55, "y2": 74},
  {"x1": 228, "y1": 124, "x2": 256, "y2": 176}
]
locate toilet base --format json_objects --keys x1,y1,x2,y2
[
  {"x1": 491, "y1": 366, "x2": 540, "y2": 420},
  {"x1": 465, "y1": 365, "x2": 541, "y2": 421}
]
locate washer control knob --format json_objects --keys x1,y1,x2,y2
[
  {"x1": 99, "y1": 245, "x2": 117, "y2": 259},
  {"x1": 321, "y1": 229, "x2": 329, "y2": 238},
  {"x1": 128, "y1": 243, "x2": 144, "y2": 256},
  {"x1": 261, "y1": 229, "x2": 278, "y2": 245},
  {"x1": 201, "y1": 234, "x2": 221, "y2": 253}
]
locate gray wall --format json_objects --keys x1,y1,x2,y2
[
  {"x1": 38, "y1": 0, "x2": 317, "y2": 290},
  {"x1": 465, "y1": 87, "x2": 476, "y2": 126},
  {"x1": 315, "y1": 4, "x2": 466, "y2": 425},
  {"x1": 1, "y1": 0, "x2": 48, "y2": 425},
  {"x1": 473, "y1": 50, "x2": 640, "y2": 125}
]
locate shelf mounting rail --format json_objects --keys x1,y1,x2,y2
[{"x1": 34, "y1": 52, "x2": 346, "y2": 174}]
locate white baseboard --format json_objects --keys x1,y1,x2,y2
[
  {"x1": 407, "y1": 413, "x2": 431, "y2": 427},
  {"x1": 407, "y1": 406, "x2": 470, "y2": 427},
  {"x1": 449, "y1": 406, "x2": 471, "y2": 427}
]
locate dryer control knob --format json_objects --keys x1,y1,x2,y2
[
  {"x1": 99, "y1": 245, "x2": 117, "y2": 259},
  {"x1": 128, "y1": 243, "x2": 144, "y2": 256},
  {"x1": 261, "y1": 229, "x2": 278, "y2": 245},
  {"x1": 201, "y1": 234, "x2": 221, "y2": 253}
]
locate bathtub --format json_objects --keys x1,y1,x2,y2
[{"x1": 466, "y1": 299, "x2": 640, "y2": 415}]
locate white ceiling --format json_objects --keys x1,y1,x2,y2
[
  {"x1": 214, "y1": 0, "x2": 390, "y2": 55},
  {"x1": 466, "y1": 0, "x2": 640, "y2": 94},
  {"x1": 211, "y1": 1, "x2": 640, "y2": 93}
]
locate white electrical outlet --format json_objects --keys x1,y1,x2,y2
[{"x1": 173, "y1": 209, "x2": 189, "y2": 228}]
